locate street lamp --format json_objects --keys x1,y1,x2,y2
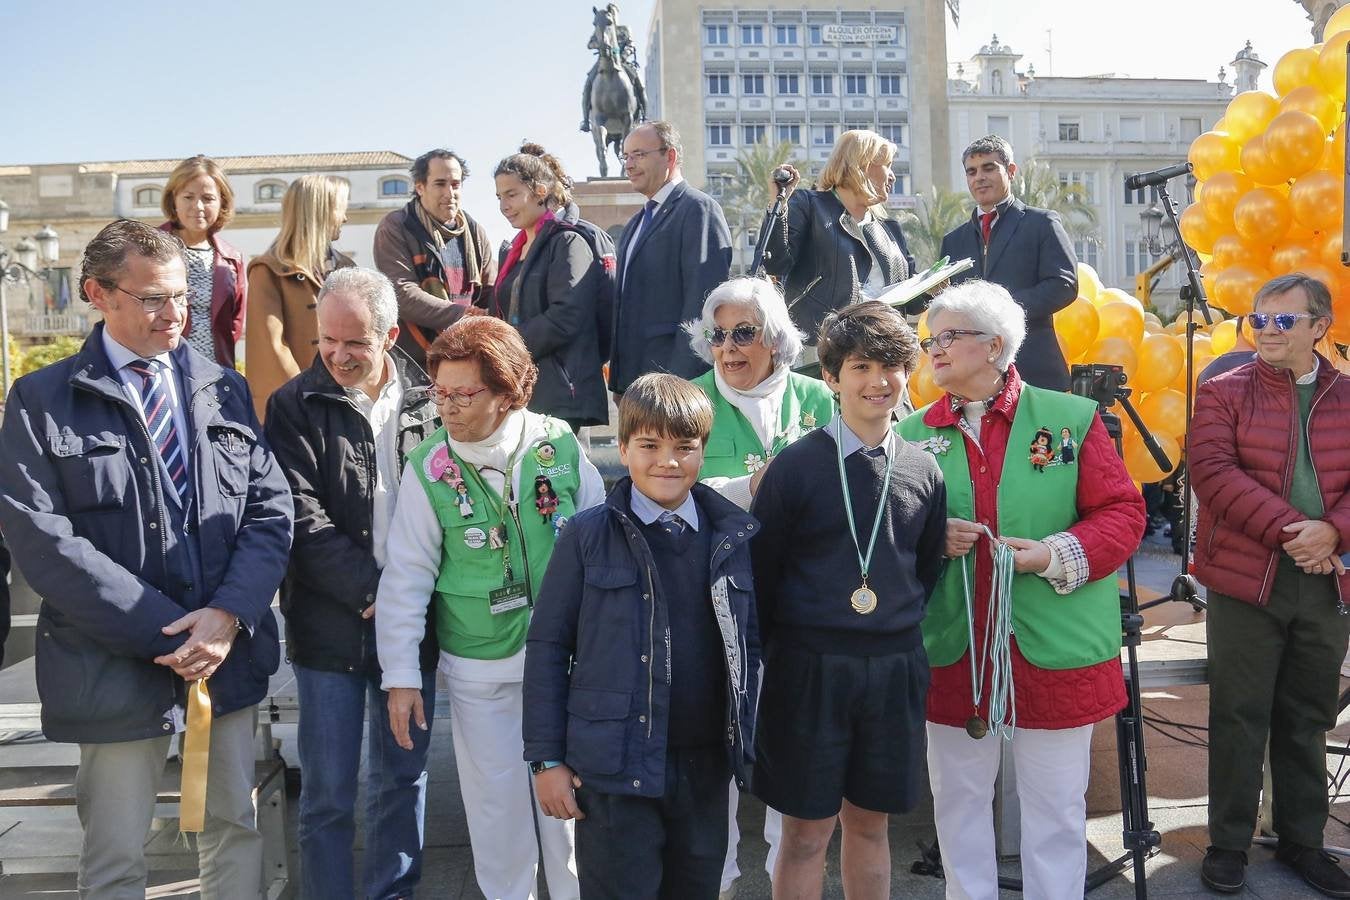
[
  {"x1": 0, "y1": 206, "x2": 61, "y2": 398},
  {"x1": 1140, "y1": 203, "x2": 1178, "y2": 257}
]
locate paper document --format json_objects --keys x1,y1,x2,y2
[{"x1": 876, "y1": 257, "x2": 975, "y2": 308}]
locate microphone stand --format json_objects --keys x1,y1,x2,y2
[{"x1": 749, "y1": 179, "x2": 790, "y2": 278}]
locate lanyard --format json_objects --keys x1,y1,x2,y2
[
  {"x1": 960, "y1": 521, "x2": 1017, "y2": 740},
  {"x1": 446, "y1": 416, "x2": 530, "y2": 582},
  {"x1": 834, "y1": 415, "x2": 892, "y2": 593}
]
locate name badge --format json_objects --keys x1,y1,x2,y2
[{"x1": 489, "y1": 582, "x2": 530, "y2": 615}]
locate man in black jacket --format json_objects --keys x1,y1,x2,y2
[
  {"x1": 941, "y1": 135, "x2": 1079, "y2": 391},
  {"x1": 265, "y1": 267, "x2": 441, "y2": 900}
]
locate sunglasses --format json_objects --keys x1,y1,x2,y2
[
  {"x1": 705, "y1": 324, "x2": 761, "y2": 348},
  {"x1": 919, "y1": 329, "x2": 988, "y2": 353},
  {"x1": 1245, "y1": 312, "x2": 1320, "y2": 332}
]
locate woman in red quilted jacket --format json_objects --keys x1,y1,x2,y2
[{"x1": 898, "y1": 280, "x2": 1145, "y2": 900}]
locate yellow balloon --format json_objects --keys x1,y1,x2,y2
[
  {"x1": 1224, "y1": 91, "x2": 1280, "y2": 143},
  {"x1": 1240, "y1": 136, "x2": 1289, "y2": 186},
  {"x1": 1280, "y1": 84, "x2": 1341, "y2": 133},
  {"x1": 1318, "y1": 32, "x2": 1350, "y2": 103},
  {"x1": 1125, "y1": 431, "x2": 1181, "y2": 484},
  {"x1": 1100, "y1": 287, "x2": 1142, "y2": 310},
  {"x1": 1327, "y1": 4, "x2": 1350, "y2": 39},
  {"x1": 1133, "y1": 333, "x2": 1186, "y2": 394},
  {"x1": 1077, "y1": 263, "x2": 1103, "y2": 303},
  {"x1": 1097, "y1": 301, "x2": 1146, "y2": 350},
  {"x1": 1189, "y1": 131, "x2": 1243, "y2": 181},
  {"x1": 1179, "y1": 204, "x2": 1219, "y2": 254},
  {"x1": 1274, "y1": 48, "x2": 1323, "y2": 97},
  {"x1": 1210, "y1": 318, "x2": 1239, "y2": 354},
  {"x1": 916, "y1": 311, "x2": 931, "y2": 340},
  {"x1": 1264, "y1": 110, "x2": 1328, "y2": 179},
  {"x1": 1054, "y1": 297, "x2": 1100, "y2": 361},
  {"x1": 1199, "y1": 171, "x2": 1254, "y2": 231},
  {"x1": 1289, "y1": 170, "x2": 1345, "y2": 233},
  {"x1": 1232, "y1": 187, "x2": 1292, "y2": 246},
  {"x1": 1084, "y1": 336, "x2": 1139, "y2": 383},
  {"x1": 908, "y1": 357, "x2": 941, "y2": 407},
  {"x1": 1139, "y1": 389, "x2": 1189, "y2": 441}
]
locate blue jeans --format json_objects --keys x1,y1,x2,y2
[{"x1": 294, "y1": 664, "x2": 437, "y2": 900}]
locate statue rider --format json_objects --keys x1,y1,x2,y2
[{"x1": 581, "y1": 3, "x2": 648, "y2": 132}]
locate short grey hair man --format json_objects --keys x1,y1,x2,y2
[
  {"x1": 684, "y1": 276, "x2": 806, "y2": 370},
  {"x1": 319, "y1": 267, "x2": 399, "y2": 338},
  {"x1": 961, "y1": 134, "x2": 1016, "y2": 168},
  {"x1": 927, "y1": 280, "x2": 1027, "y2": 372}
]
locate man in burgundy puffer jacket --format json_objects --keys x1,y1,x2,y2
[{"x1": 1190, "y1": 273, "x2": 1350, "y2": 898}]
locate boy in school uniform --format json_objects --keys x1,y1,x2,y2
[
  {"x1": 750, "y1": 300, "x2": 947, "y2": 900},
  {"x1": 523, "y1": 372, "x2": 761, "y2": 899}
]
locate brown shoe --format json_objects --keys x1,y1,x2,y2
[{"x1": 1276, "y1": 844, "x2": 1350, "y2": 898}]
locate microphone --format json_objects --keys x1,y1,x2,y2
[
  {"x1": 1124, "y1": 162, "x2": 1193, "y2": 191},
  {"x1": 772, "y1": 166, "x2": 793, "y2": 186}
]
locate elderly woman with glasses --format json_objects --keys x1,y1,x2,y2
[
  {"x1": 896, "y1": 280, "x2": 1145, "y2": 900},
  {"x1": 683, "y1": 277, "x2": 835, "y2": 511},
  {"x1": 376, "y1": 316, "x2": 602, "y2": 900}
]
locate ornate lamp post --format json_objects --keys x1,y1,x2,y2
[{"x1": 0, "y1": 203, "x2": 61, "y2": 396}]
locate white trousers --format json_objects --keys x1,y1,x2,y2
[
  {"x1": 721, "y1": 783, "x2": 782, "y2": 891},
  {"x1": 446, "y1": 675, "x2": 579, "y2": 900},
  {"x1": 927, "y1": 722, "x2": 1094, "y2": 900}
]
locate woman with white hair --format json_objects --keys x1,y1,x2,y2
[
  {"x1": 897, "y1": 280, "x2": 1145, "y2": 900},
  {"x1": 684, "y1": 276, "x2": 835, "y2": 510}
]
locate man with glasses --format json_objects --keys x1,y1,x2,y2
[
  {"x1": 0, "y1": 219, "x2": 292, "y2": 898},
  {"x1": 610, "y1": 121, "x2": 732, "y2": 395},
  {"x1": 1190, "y1": 273, "x2": 1350, "y2": 897}
]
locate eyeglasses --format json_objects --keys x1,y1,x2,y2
[
  {"x1": 705, "y1": 324, "x2": 761, "y2": 348},
  {"x1": 111, "y1": 285, "x2": 189, "y2": 313},
  {"x1": 920, "y1": 329, "x2": 989, "y2": 353},
  {"x1": 1246, "y1": 312, "x2": 1320, "y2": 332},
  {"x1": 430, "y1": 385, "x2": 490, "y2": 407},
  {"x1": 619, "y1": 147, "x2": 667, "y2": 164}
]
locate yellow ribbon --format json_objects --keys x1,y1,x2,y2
[{"x1": 179, "y1": 678, "x2": 212, "y2": 833}]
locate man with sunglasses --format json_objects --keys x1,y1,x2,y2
[
  {"x1": 0, "y1": 219, "x2": 292, "y2": 897},
  {"x1": 609, "y1": 121, "x2": 732, "y2": 395},
  {"x1": 1190, "y1": 273, "x2": 1350, "y2": 897}
]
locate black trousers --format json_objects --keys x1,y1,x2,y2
[{"x1": 575, "y1": 746, "x2": 730, "y2": 900}]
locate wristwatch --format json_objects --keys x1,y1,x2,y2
[{"x1": 529, "y1": 760, "x2": 563, "y2": 775}]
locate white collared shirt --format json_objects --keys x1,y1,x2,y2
[
  {"x1": 825, "y1": 414, "x2": 896, "y2": 459},
  {"x1": 629, "y1": 483, "x2": 701, "y2": 532},
  {"x1": 625, "y1": 175, "x2": 684, "y2": 281},
  {"x1": 102, "y1": 329, "x2": 191, "y2": 488},
  {"x1": 347, "y1": 354, "x2": 405, "y2": 569}
]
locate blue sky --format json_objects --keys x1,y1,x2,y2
[{"x1": 3, "y1": 1, "x2": 1317, "y2": 244}]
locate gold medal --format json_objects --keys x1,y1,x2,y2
[
  {"x1": 965, "y1": 714, "x2": 989, "y2": 740},
  {"x1": 850, "y1": 586, "x2": 878, "y2": 615}
]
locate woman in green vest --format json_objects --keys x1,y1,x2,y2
[
  {"x1": 376, "y1": 316, "x2": 603, "y2": 900},
  {"x1": 896, "y1": 280, "x2": 1145, "y2": 900},
  {"x1": 683, "y1": 276, "x2": 835, "y2": 511},
  {"x1": 683, "y1": 275, "x2": 833, "y2": 896}
]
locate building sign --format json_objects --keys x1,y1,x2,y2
[{"x1": 822, "y1": 24, "x2": 897, "y2": 44}]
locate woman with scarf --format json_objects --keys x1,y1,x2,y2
[
  {"x1": 763, "y1": 129, "x2": 922, "y2": 360},
  {"x1": 377, "y1": 315, "x2": 603, "y2": 900},
  {"x1": 245, "y1": 174, "x2": 353, "y2": 419},
  {"x1": 682, "y1": 276, "x2": 834, "y2": 897},
  {"x1": 157, "y1": 155, "x2": 246, "y2": 366},
  {"x1": 896, "y1": 280, "x2": 1145, "y2": 900},
  {"x1": 489, "y1": 143, "x2": 609, "y2": 431}
]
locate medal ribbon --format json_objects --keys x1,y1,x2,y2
[
  {"x1": 961, "y1": 524, "x2": 1017, "y2": 739},
  {"x1": 447, "y1": 417, "x2": 530, "y2": 583},
  {"x1": 179, "y1": 678, "x2": 212, "y2": 832},
  {"x1": 834, "y1": 415, "x2": 893, "y2": 595}
]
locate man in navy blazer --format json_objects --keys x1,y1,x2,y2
[
  {"x1": 941, "y1": 135, "x2": 1079, "y2": 391},
  {"x1": 609, "y1": 121, "x2": 733, "y2": 395}
]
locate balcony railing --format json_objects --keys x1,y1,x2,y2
[{"x1": 10, "y1": 312, "x2": 89, "y2": 336}]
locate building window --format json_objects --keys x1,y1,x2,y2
[
  {"x1": 706, "y1": 24, "x2": 729, "y2": 45},
  {"x1": 708, "y1": 73, "x2": 730, "y2": 94},
  {"x1": 775, "y1": 24, "x2": 798, "y2": 44},
  {"x1": 1123, "y1": 183, "x2": 1159, "y2": 206},
  {"x1": 889, "y1": 173, "x2": 910, "y2": 197},
  {"x1": 878, "y1": 74, "x2": 903, "y2": 95},
  {"x1": 705, "y1": 173, "x2": 734, "y2": 198},
  {"x1": 777, "y1": 124, "x2": 802, "y2": 144},
  {"x1": 987, "y1": 115, "x2": 1011, "y2": 138},
  {"x1": 134, "y1": 185, "x2": 162, "y2": 207},
  {"x1": 844, "y1": 74, "x2": 868, "y2": 95},
  {"x1": 1179, "y1": 117, "x2": 1203, "y2": 142},
  {"x1": 808, "y1": 25, "x2": 823, "y2": 45},
  {"x1": 1124, "y1": 239, "x2": 1149, "y2": 278},
  {"x1": 255, "y1": 180, "x2": 287, "y2": 203},
  {"x1": 379, "y1": 176, "x2": 411, "y2": 198},
  {"x1": 810, "y1": 73, "x2": 834, "y2": 95},
  {"x1": 743, "y1": 74, "x2": 765, "y2": 95},
  {"x1": 1058, "y1": 118, "x2": 1081, "y2": 142},
  {"x1": 1074, "y1": 240, "x2": 1100, "y2": 269},
  {"x1": 1119, "y1": 116, "x2": 1144, "y2": 141},
  {"x1": 845, "y1": 121, "x2": 873, "y2": 134},
  {"x1": 743, "y1": 125, "x2": 767, "y2": 145},
  {"x1": 878, "y1": 123, "x2": 908, "y2": 146},
  {"x1": 709, "y1": 124, "x2": 733, "y2": 146},
  {"x1": 812, "y1": 124, "x2": 836, "y2": 146},
  {"x1": 777, "y1": 73, "x2": 800, "y2": 94},
  {"x1": 1057, "y1": 170, "x2": 1097, "y2": 205},
  {"x1": 741, "y1": 25, "x2": 764, "y2": 45}
]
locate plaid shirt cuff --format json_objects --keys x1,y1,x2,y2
[{"x1": 1039, "y1": 531, "x2": 1089, "y2": 595}]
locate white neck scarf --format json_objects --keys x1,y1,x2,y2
[
  {"x1": 449, "y1": 408, "x2": 529, "y2": 472},
  {"x1": 714, "y1": 363, "x2": 790, "y2": 450}
]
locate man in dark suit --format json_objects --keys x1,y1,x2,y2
[
  {"x1": 609, "y1": 121, "x2": 733, "y2": 395},
  {"x1": 941, "y1": 135, "x2": 1078, "y2": 391}
]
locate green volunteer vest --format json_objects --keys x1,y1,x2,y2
[
  {"x1": 896, "y1": 387, "x2": 1121, "y2": 670},
  {"x1": 407, "y1": 417, "x2": 582, "y2": 660},
  {"x1": 692, "y1": 370, "x2": 835, "y2": 479}
]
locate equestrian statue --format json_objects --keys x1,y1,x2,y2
[{"x1": 581, "y1": 3, "x2": 648, "y2": 177}]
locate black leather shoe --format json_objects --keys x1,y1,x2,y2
[
  {"x1": 1201, "y1": 846, "x2": 1247, "y2": 893},
  {"x1": 1276, "y1": 843, "x2": 1350, "y2": 898}
]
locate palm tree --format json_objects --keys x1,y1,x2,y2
[
  {"x1": 1011, "y1": 159, "x2": 1100, "y2": 244},
  {"x1": 898, "y1": 187, "x2": 972, "y2": 270},
  {"x1": 717, "y1": 140, "x2": 807, "y2": 271}
]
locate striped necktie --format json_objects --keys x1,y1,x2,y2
[{"x1": 126, "y1": 359, "x2": 189, "y2": 501}]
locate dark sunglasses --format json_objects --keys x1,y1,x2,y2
[
  {"x1": 705, "y1": 324, "x2": 761, "y2": 348},
  {"x1": 1246, "y1": 312, "x2": 1320, "y2": 332}
]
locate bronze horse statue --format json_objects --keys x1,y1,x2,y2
[{"x1": 586, "y1": 5, "x2": 639, "y2": 177}]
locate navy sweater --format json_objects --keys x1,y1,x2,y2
[{"x1": 750, "y1": 427, "x2": 947, "y2": 655}]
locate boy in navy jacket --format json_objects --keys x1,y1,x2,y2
[{"x1": 524, "y1": 373, "x2": 760, "y2": 899}]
